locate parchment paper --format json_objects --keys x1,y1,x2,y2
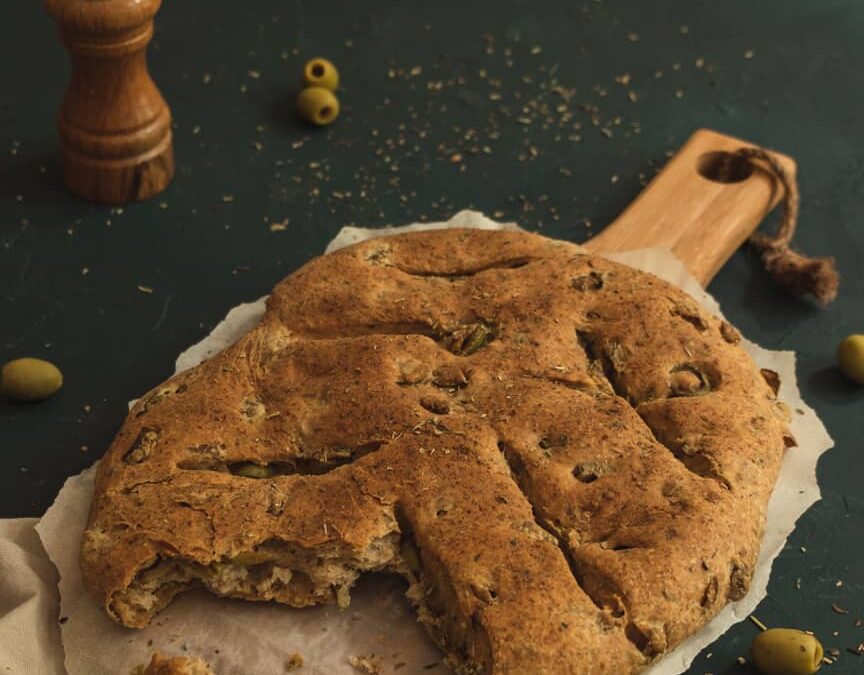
[{"x1": 0, "y1": 210, "x2": 833, "y2": 675}]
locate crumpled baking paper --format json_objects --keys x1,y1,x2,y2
[{"x1": 0, "y1": 210, "x2": 833, "y2": 675}]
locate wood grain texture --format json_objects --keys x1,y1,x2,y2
[
  {"x1": 44, "y1": 0, "x2": 174, "y2": 204},
  {"x1": 584, "y1": 129, "x2": 796, "y2": 287}
]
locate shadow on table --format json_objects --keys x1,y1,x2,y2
[
  {"x1": 0, "y1": 155, "x2": 88, "y2": 223},
  {"x1": 808, "y1": 365, "x2": 864, "y2": 405},
  {"x1": 736, "y1": 250, "x2": 821, "y2": 332},
  {"x1": 271, "y1": 91, "x2": 304, "y2": 132}
]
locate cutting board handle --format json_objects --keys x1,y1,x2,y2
[{"x1": 583, "y1": 128, "x2": 795, "y2": 287}]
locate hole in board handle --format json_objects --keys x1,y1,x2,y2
[{"x1": 696, "y1": 151, "x2": 754, "y2": 184}]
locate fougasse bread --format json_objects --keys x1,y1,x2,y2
[{"x1": 82, "y1": 229, "x2": 792, "y2": 674}]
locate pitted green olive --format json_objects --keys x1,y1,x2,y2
[
  {"x1": 296, "y1": 86, "x2": 340, "y2": 126},
  {"x1": 0, "y1": 358, "x2": 63, "y2": 401},
  {"x1": 302, "y1": 58, "x2": 339, "y2": 91},
  {"x1": 750, "y1": 628, "x2": 823, "y2": 675}
]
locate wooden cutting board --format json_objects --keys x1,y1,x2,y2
[{"x1": 584, "y1": 128, "x2": 795, "y2": 287}]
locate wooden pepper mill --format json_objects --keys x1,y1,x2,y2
[{"x1": 44, "y1": 0, "x2": 174, "y2": 204}]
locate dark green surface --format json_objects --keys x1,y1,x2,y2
[{"x1": 2, "y1": 0, "x2": 862, "y2": 672}]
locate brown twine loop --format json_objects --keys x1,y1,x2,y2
[{"x1": 736, "y1": 146, "x2": 839, "y2": 305}]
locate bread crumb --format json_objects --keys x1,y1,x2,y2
[
  {"x1": 349, "y1": 653, "x2": 383, "y2": 674},
  {"x1": 134, "y1": 652, "x2": 214, "y2": 675},
  {"x1": 285, "y1": 652, "x2": 304, "y2": 671}
]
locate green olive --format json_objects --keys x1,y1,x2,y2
[
  {"x1": 400, "y1": 539, "x2": 421, "y2": 576},
  {"x1": 296, "y1": 86, "x2": 340, "y2": 126},
  {"x1": 0, "y1": 357, "x2": 63, "y2": 402},
  {"x1": 231, "y1": 550, "x2": 274, "y2": 566},
  {"x1": 837, "y1": 334, "x2": 864, "y2": 385},
  {"x1": 302, "y1": 57, "x2": 339, "y2": 91},
  {"x1": 231, "y1": 462, "x2": 277, "y2": 479},
  {"x1": 750, "y1": 628, "x2": 823, "y2": 675}
]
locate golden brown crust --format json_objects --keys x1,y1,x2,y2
[{"x1": 83, "y1": 229, "x2": 788, "y2": 674}]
